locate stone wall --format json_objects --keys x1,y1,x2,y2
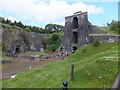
[
  {"x1": 1, "y1": 25, "x2": 44, "y2": 55},
  {"x1": 89, "y1": 34, "x2": 120, "y2": 43}
]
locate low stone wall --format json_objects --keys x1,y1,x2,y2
[
  {"x1": 0, "y1": 60, "x2": 11, "y2": 64},
  {"x1": 89, "y1": 34, "x2": 120, "y2": 43},
  {"x1": 30, "y1": 55, "x2": 41, "y2": 61}
]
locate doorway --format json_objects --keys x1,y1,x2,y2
[
  {"x1": 73, "y1": 32, "x2": 78, "y2": 43},
  {"x1": 15, "y1": 44, "x2": 21, "y2": 54},
  {"x1": 72, "y1": 46, "x2": 77, "y2": 51},
  {"x1": 72, "y1": 17, "x2": 78, "y2": 29}
]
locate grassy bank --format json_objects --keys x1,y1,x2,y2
[{"x1": 2, "y1": 42, "x2": 119, "y2": 88}]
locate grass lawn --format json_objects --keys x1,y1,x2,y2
[
  {"x1": 21, "y1": 51, "x2": 46, "y2": 56},
  {"x1": 0, "y1": 23, "x2": 23, "y2": 31},
  {"x1": 99, "y1": 26, "x2": 118, "y2": 35},
  {"x1": 2, "y1": 42, "x2": 119, "y2": 88}
]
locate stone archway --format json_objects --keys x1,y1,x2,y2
[
  {"x1": 73, "y1": 32, "x2": 78, "y2": 43},
  {"x1": 72, "y1": 17, "x2": 78, "y2": 29},
  {"x1": 72, "y1": 46, "x2": 77, "y2": 53},
  {"x1": 15, "y1": 44, "x2": 21, "y2": 54}
]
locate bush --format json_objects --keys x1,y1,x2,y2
[
  {"x1": 52, "y1": 34, "x2": 59, "y2": 41},
  {"x1": 42, "y1": 34, "x2": 62, "y2": 52},
  {"x1": 50, "y1": 44, "x2": 56, "y2": 52},
  {"x1": 93, "y1": 39, "x2": 100, "y2": 47}
]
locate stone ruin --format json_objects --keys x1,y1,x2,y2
[
  {"x1": 1, "y1": 11, "x2": 120, "y2": 59},
  {"x1": 56, "y1": 46, "x2": 70, "y2": 59},
  {"x1": 62, "y1": 11, "x2": 120, "y2": 53},
  {"x1": 1, "y1": 25, "x2": 44, "y2": 56}
]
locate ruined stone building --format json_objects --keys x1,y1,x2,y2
[
  {"x1": 1, "y1": 25, "x2": 44, "y2": 55},
  {"x1": 62, "y1": 11, "x2": 120, "y2": 52}
]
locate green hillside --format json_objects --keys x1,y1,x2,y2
[
  {"x1": 98, "y1": 20, "x2": 119, "y2": 35},
  {"x1": 2, "y1": 42, "x2": 119, "y2": 88},
  {"x1": 99, "y1": 26, "x2": 117, "y2": 35}
]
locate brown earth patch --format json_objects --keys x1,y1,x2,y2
[{"x1": 2, "y1": 54, "x2": 63, "y2": 80}]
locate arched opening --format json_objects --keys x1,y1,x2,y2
[
  {"x1": 15, "y1": 44, "x2": 21, "y2": 54},
  {"x1": 72, "y1": 46, "x2": 77, "y2": 51},
  {"x1": 73, "y1": 32, "x2": 78, "y2": 43},
  {"x1": 72, "y1": 17, "x2": 78, "y2": 29}
]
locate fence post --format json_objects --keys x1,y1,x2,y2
[
  {"x1": 29, "y1": 66, "x2": 32, "y2": 70},
  {"x1": 63, "y1": 80, "x2": 68, "y2": 90},
  {"x1": 71, "y1": 63, "x2": 74, "y2": 80}
]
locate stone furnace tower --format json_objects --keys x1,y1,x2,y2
[{"x1": 62, "y1": 11, "x2": 90, "y2": 52}]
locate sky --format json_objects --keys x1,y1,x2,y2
[{"x1": 0, "y1": 0, "x2": 119, "y2": 28}]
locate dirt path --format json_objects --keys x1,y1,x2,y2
[{"x1": 2, "y1": 56, "x2": 63, "y2": 80}]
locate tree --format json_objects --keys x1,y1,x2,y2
[
  {"x1": 6, "y1": 19, "x2": 11, "y2": 24},
  {"x1": 52, "y1": 34, "x2": 59, "y2": 41},
  {"x1": 17, "y1": 21, "x2": 24, "y2": 29},
  {"x1": 110, "y1": 20, "x2": 120, "y2": 34},
  {"x1": 1, "y1": 17, "x2": 6, "y2": 23},
  {"x1": 42, "y1": 34, "x2": 61, "y2": 52},
  {"x1": 14, "y1": 21, "x2": 17, "y2": 26},
  {"x1": 107, "y1": 22, "x2": 110, "y2": 26}
]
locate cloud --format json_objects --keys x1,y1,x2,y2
[{"x1": 0, "y1": 0, "x2": 104, "y2": 26}]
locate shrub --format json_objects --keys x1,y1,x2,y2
[
  {"x1": 42, "y1": 34, "x2": 62, "y2": 52},
  {"x1": 50, "y1": 44, "x2": 56, "y2": 52},
  {"x1": 93, "y1": 39, "x2": 100, "y2": 47},
  {"x1": 52, "y1": 34, "x2": 59, "y2": 41}
]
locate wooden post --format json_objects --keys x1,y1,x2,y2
[
  {"x1": 29, "y1": 66, "x2": 32, "y2": 70},
  {"x1": 71, "y1": 63, "x2": 74, "y2": 80}
]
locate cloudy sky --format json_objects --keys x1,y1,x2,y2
[{"x1": 0, "y1": 0, "x2": 119, "y2": 28}]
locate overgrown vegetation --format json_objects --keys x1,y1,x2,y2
[
  {"x1": 93, "y1": 38, "x2": 100, "y2": 47},
  {"x1": 99, "y1": 20, "x2": 120, "y2": 34},
  {"x1": 45, "y1": 23, "x2": 64, "y2": 31},
  {"x1": 3, "y1": 42, "x2": 118, "y2": 88},
  {"x1": 42, "y1": 34, "x2": 62, "y2": 52},
  {"x1": 1, "y1": 17, "x2": 64, "y2": 53},
  {"x1": 109, "y1": 20, "x2": 120, "y2": 34},
  {"x1": 0, "y1": 17, "x2": 64, "y2": 34}
]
